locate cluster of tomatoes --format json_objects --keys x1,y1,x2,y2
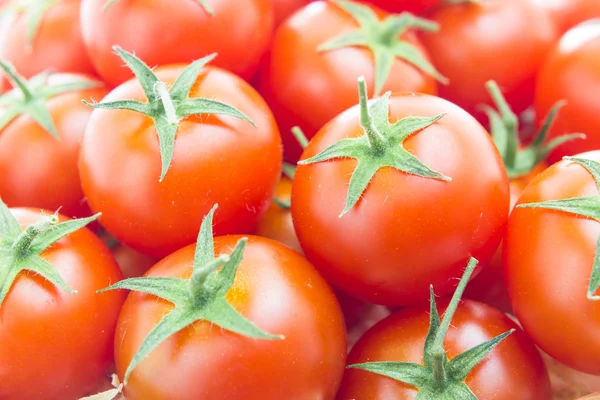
[{"x1": 1, "y1": 0, "x2": 600, "y2": 399}]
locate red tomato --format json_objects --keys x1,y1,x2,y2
[
  {"x1": 80, "y1": 0, "x2": 273, "y2": 87},
  {"x1": 535, "y1": 22, "x2": 600, "y2": 162},
  {"x1": 0, "y1": 0, "x2": 95, "y2": 86},
  {"x1": 420, "y1": 0, "x2": 557, "y2": 119},
  {"x1": 361, "y1": 0, "x2": 443, "y2": 14},
  {"x1": 0, "y1": 74, "x2": 106, "y2": 220},
  {"x1": 79, "y1": 64, "x2": 281, "y2": 258},
  {"x1": 115, "y1": 235, "x2": 346, "y2": 399},
  {"x1": 259, "y1": 0, "x2": 440, "y2": 162},
  {"x1": 112, "y1": 244, "x2": 158, "y2": 279},
  {"x1": 0, "y1": 209, "x2": 125, "y2": 400},
  {"x1": 505, "y1": 151, "x2": 600, "y2": 374},
  {"x1": 292, "y1": 91, "x2": 509, "y2": 306},
  {"x1": 337, "y1": 299, "x2": 552, "y2": 399},
  {"x1": 533, "y1": 0, "x2": 600, "y2": 34},
  {"x1": 273, "y1": 0, "x2": 311, "y2": 26}
]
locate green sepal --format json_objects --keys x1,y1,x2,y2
[
  {"x1": 299, "y1": 77, "x2": 450, "y2": 217},
  {"x1": 517, "y1": 156, "x2": 600, "y2": 300},
  {"x1": 348, "y1": 257, "x2": 514, "y2": 399},
  {"x1": 83, "y1": 47, "x2": 255, "y2": 182},
  {"x1": 98, "y1": 203, "x2": 283, "y2": 385},
  {"x1": 103, "y1": 0, "x2": 213, "y2": 14},
  {"x1": 0, "y1": 0, "x2": 60, "y2": 50},
  {"x1": 319, "y1": 0, "x2": 448, "y2": 96},
  {"x1": 0, "y1": 60, "x2": 99, "y2": 138},
  {"x1": 483, "y1": 80, "x2": 585, "y2": 179}
]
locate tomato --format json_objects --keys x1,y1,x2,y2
[
  {"x1": 292, "y1": 82, "x2": 509, "y2": 306},
  {"x1": 535, "y1": 22, "x2": 600, "y2": 163},
  {"x1": 0, "y1": 73, "x2": 106, "y2": 220},
  {"x1": 79, "y1": 52, "x2": 281, "y2": 258},
  {"x1": 505, "y1": 151, "x2": 600, "y2": 374},
  {"x1": 112, "y1": 244, "x2": 158, "y2": 279},
  {"x1": 533, "y1": 0, "x2": 600, "y2": 34},
  {"x1": 273, "y1": 0, "x2": 311, "y2": 26},
  {"x1": 0, "y1": 0, "x2": 95, "y2": 87},
  {"x1": 0, "y1": 208, "x2": 125, "y2": 400},
  {"x1": 337, "y1": 299, "x2": 552, "y2": 399},
  {"x1": 80, "y1": 0, "x2": 273, "y2": 87},
  {"x1": 420, "y1": 0, "x2": 557, "y2": 120},
  {"x1": 361, "y1": 0, "x2": 443, "y2": 14},
  {"x1": 259, "y1": 0, "x2": 443, "y2": 162},
  {"x1": 114, "y1": 235, "x2": 346, "y2": 399}
]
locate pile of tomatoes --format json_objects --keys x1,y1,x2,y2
[{"x1": 1, "y1": 0, "x2": 600, "y2": 399}]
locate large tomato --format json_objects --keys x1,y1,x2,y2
[
  {"x1": 420, "y1": 0, "x2": 557, "y2": 119},
  {"x1": 505, "y1": 151, "x2": 600, "y2": 374},
  {"x1": 259, "y1": 0, "x2": 442, "y2": 162},
  {"x1": 533, "y1": 0, "x2": 600, "y2": 34},
  {"x1": 361, "y1": 0, "x2": 443, "y2": 14},
  {"x1": 535, "y1": 21, "x2": 600, "y2": 162},
  {"x1": 80, "y1": 0, "x2": 273, "y2": 87},
  {"x1": 0, "y1": 208, "x2": 125, "y2": 400}
]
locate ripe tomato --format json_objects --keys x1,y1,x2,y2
[
  {"x1": 505, "y1": 151, "x2": 600, "y2": 374},
  {"x1": 273, "y1": 0, "x2": 311, "y2": 26},
  {"x1": 0, "y1": 208, "x2": 125, "y2": 400},
  {"x1": 420, "y1": 0, "x2": 557, "y2": 119},
  {"x1": 259, "y1": 0, "x2": 442, "y2": 162},
  {"x1": 337, "y1": 299, "x2": 552, "y2": 399},
  {"x1": 0, "y1": 0, "x2": 95, "y2": 86},
  {"x1": 114, "y1": 235, "x2": 347, "y2": 399},
  {"x1": 361, "y1": 0, "x2": 443, "y2": 14},
  {"x1": 0, "y1": 73, "x2": 106, "y2": 220},
  {"x1": 535, "y1": 22, "x2": 600, "y2": 163},
  {"x1": 80, "y1": 0, "x2": 273, "y2": 87},
  {"x1": 533, "y1": 0, "x2": 600, "y2": 34}
]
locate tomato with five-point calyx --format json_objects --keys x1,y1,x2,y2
[
  {"x1": 259, "y1": 0, "x2": 446, "y2": 162},
  {"x1": 361, "y1": 0, "x2": 444, "y2": 15},
  {"x1": 0, "y1": 205, "x2": 125, "y2": 400},
  {"x1": 80, "y1": 0, "x2": 273, "y2": 87},
  {"x1": 292, "y1": 77, "x2": 509, "y2": 306},
  {"x1": 79, "y1": 48, "x2": 281, "y2": 258}
]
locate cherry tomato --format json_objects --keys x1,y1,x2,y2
[
  {"x1": 80, "y1": 0, "x2": 273, "y2": 87},
  {"x1": 361, "y1": 0, "x2": 443, "y2": 14},
  {"x1": 115, "y1": 235, "x2": 347, "y2": 399},
  {"x1": 273, "y1": 0, "x2": 311, "y2": 26},
  {"x1": 533, "y1": 0, "x2": 600, "y2": 34},
  {"x1": 420, "y1": 0, "x2": 557, "y2": 119},
  {"x1": 535, "y1": 22, "x2": 600, "y2": 162},
  {"x1": 112, "y1": 244, "x2": 158, "y2": 279},
  {"x1": 0, "y1": 209, "x2": 125, "y2": 400},
  {"x1": 337, "y1": 299, "x2": 552, "y2": 399}
]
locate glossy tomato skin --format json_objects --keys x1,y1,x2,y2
[
  {"x1": 80, "y1": 0, "x2": 273, "y2": 87},
  {"x1": 0, "y1": 74, "x2": 106, "y2": 220},
  {"x1": 421, "y1": 0, "x2": 557, "y2": 119},
  {"x1": 259, "y1": 1, "x2": 437, "y2": 162},
  {"x1": 0, "y1": 0, "x2": 95, "y2": 86},
  {"x1": 505, "y1": 151, "x2": 600, "y2": 375},
  {"x1": 116, "y1": 235, "x2": 347, "y2": 400},
  {"x1": 533, "y1": 0, "x2": 600, "y2": 34},
  {"x1": 273, "y1": 0, "x2": 311, "y2": 26},
  {"x1": 535, "y1": 23, "x2": 600, "y2": 163},
  {"x1": 79, "y1": 65, "x2": 282, "y2": 258},
  {"x1": 0, "y1": 209, "x2": 126, "y2": 400},
  {"x1": 292, "y1": 93, "x2": 509, "y2": 306},
  {"x1": 361, "y1": 0, "x2": 443, "y2": 14},
  {"x1": 337, "y1": 299, "x2": 552, "y2": 399}
]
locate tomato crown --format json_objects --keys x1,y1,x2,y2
[
  {"x1": 319, "y1": 0, "x2": 447, "y2": 96},
  {"x1": 483, "y1": 80, "x2": 585, "y2": 179},
  {"x1": 83, "y1": 47, "x2": 255, "y2": 182},
  {"x1": 349, "y1": 258, "x2": 515, "y2": 399},
  {"x1": 517, "y1": 156, "x2": 600, "y2": 301},
  {"x1": 1, "y1": 0, "x2": 60, "y2": 50},
  {"x1": 103, "y1": 0, "x2": 213, "y2": 14},
  {"x1": 0, "y1": 199, "x2": 100, "y2": 308},
  {"x1": 298, "y1": 77, "x2": 450, "y2": 217},
  {"x1": 98, "y1": 204, "x2": 284, "y2": 385},
  {"x1": 0, "y1": 61, "x2": 99, "y2": 137}
]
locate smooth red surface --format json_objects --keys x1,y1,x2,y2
[
  {"x1": 361, "y1": 0, "x2": 443, "y2": 14},
  {"x1": 259, "y1": 1, "x2": 437, "y2": 162},
  {"x1": 292, "y1": 93, "x2": 509, "y2": 306},
  {"x1": 80, "y1": 0, "x2": 273, "y2": 87},
  {"x1": 337, "y1": 300, "x2": 552, "y2": 399},
  {"x1": 0, "y1": 209, "x2": 125, "y2": 400},
  {"x1": 116, "y1": 235, "x2": 347, "y2": 400},
  {"x1": 505, "y1": 151, "x2": 600, "y2": 375},
  {"x1": 79, "y1": 65, "x2": 282, "y2": 258}
]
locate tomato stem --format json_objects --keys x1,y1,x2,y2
[
  {"x1": 485, "y1": 81, "x2": 518, "y2": 169},
  {"x1": 291, "y1": 126, "x2": 309, "y2": 150},
  {"x1": 188, "y1": 254, "x2": 230, "y2": 294},
  {"x1": 11, "y1": 214, "x2": 58, "y2": 259},
  {"x1": 357, "y1": 76, "x2": 386, "y2": 153},
  {"x1": 430, "y1": 352, "x2": 447, "y2": 388},
  {"x1": 155, "y1": 82, "x2": 179, "y2": 126}
]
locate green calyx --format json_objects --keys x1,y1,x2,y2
[
  {"x1": 0, "y1": 60, "x2": 99, "y2": 138},
  {"x1": 298, "y1": 76, "x2": 450, "y2": 217},
  {"x1": 349, "y1": 258, "x2": 515, "y2": 399},
  {"x1": 0, "y1": 198, "x2": 100, "y2": 308},
  {"x1": 483, "y1": 80, "x2": 585, "y2": 179},
  {"x1": 517, "y1": 157, "x2": 600, "y2": 301},
  {"x1": 103, "y1": 0, "x2": 213, "y2": 14},
  {"x1": 83, "y1": 47, "x2": 255, "y2": 182},
  {"x1": 98, "y1": 204, "x2": 284, "y2": 385},
  {"x1": 319, "y1": 0, "x2": 447, "y2": 96},
  {"x1": 0, "y1": 0, "x2": 60, "y2": 50}
]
